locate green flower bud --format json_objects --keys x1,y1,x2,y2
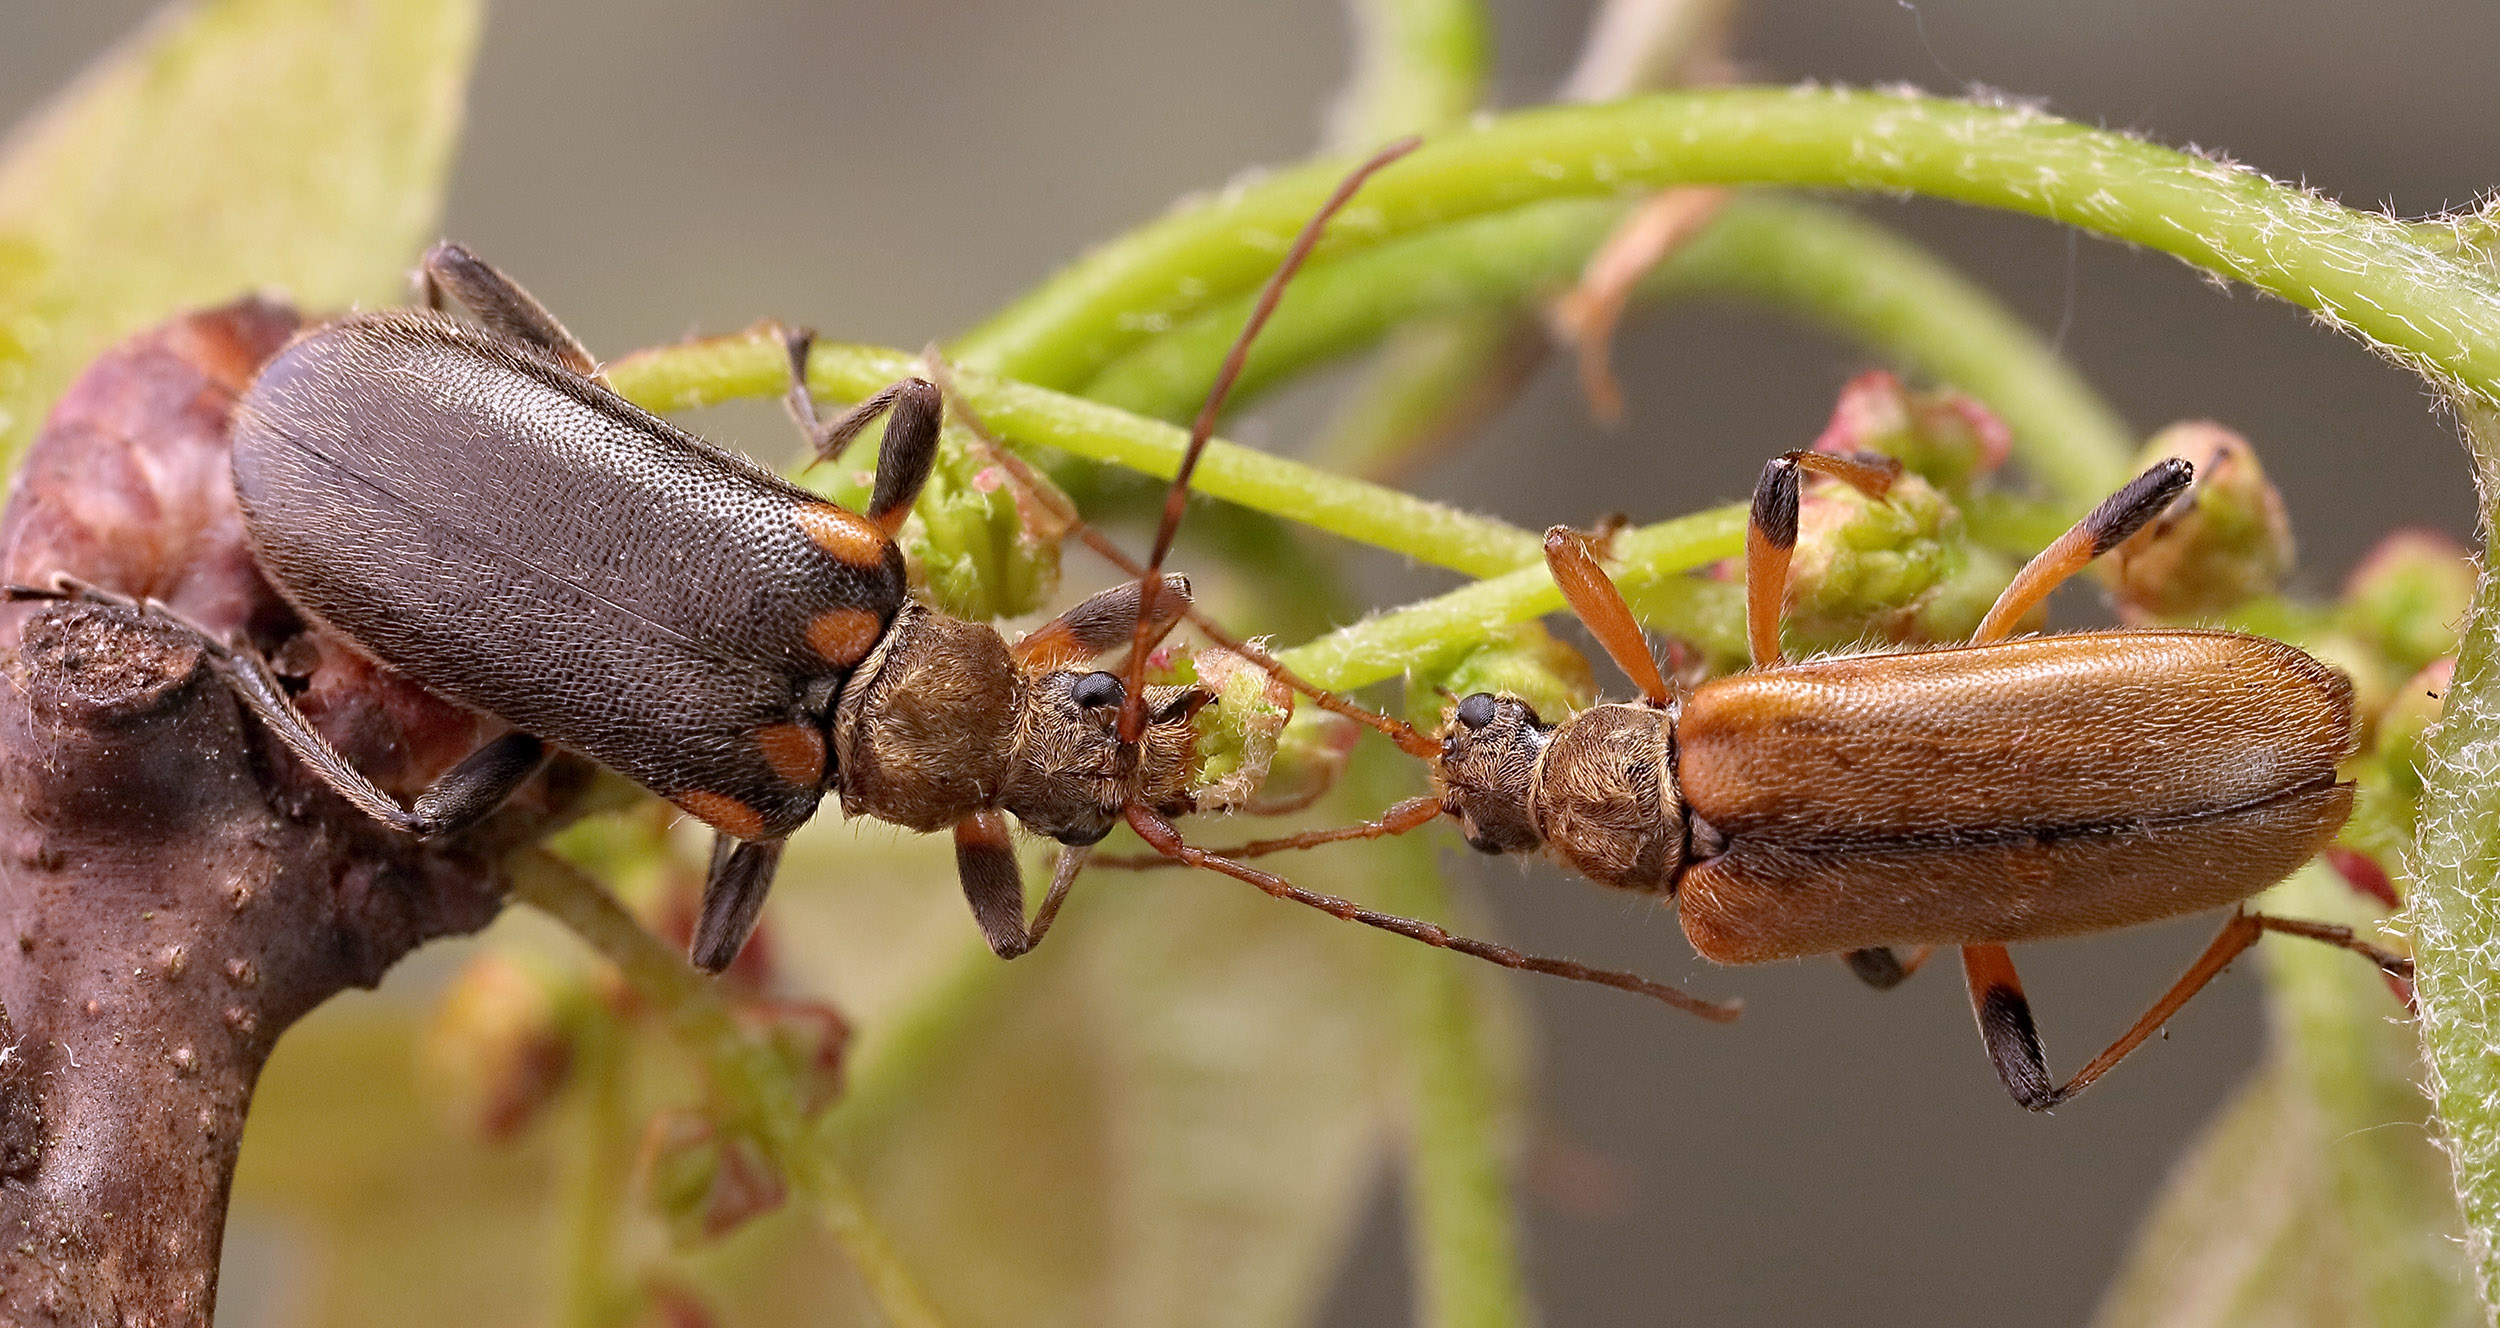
[
  {"x1": 639, "y1": 1111, "x2": 788, "y2": 1245},
  {"x1": 2340, "y1": 528, "x2": 2474, "y2": 679},
  {"x1": 738, "y1": 999, "x2": 852, "y2": 1120},
  {"x1": 1811, "y1": 370, "x2": 2011, "y2": 494},
  {"x1": 2338, "y1": 656, "x2": 2451, "y2": 876},
  {"x1": 2105, "y1": 422, "x2": 2292, "y2": 619},
  {"x1": 1187, "y1": 646, "x2": 1296, "y2": 813},
  {"x1": 807, "y1": 423, "x2": 1064, "y2": 623},
  {"x1": 421, "y1": 952, "x2": 578, "y2": 1142},
  {"x1": 1781, "y1": 471, "x2": 1977, "y2": 649}
]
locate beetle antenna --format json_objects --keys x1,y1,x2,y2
[
  {"x1": 1124, "y1": 805, "x2": 1739, "y2": 1021},
  {"x1": 1116, "y1": 136, "x2": 1423, "y2": 748},
  {"x1": 928, "y1": 362, "x2": 1439, "y2": 758}
]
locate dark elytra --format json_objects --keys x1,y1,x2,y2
[{"x1": 232, "y1": 310, "x2": 904, "y2": 841}]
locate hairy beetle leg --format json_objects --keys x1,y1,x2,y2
[
  {"x1": 4, "y1": 576, "x2": 548, "y2": 839},
  {"x1": 777, "y1": 328, "x2": 943, "y2": 538},
  {"x1": 693, "y1": 835, "x2": 789, "y2": 973},
  {"x1": 418, "y1": 240, "x2": 599, "y2": 378},
  {"x1": 1964, "y1": 910, "x2": 2412, "y2": 1112}
]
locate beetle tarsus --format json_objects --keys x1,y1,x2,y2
[
  {"x1": 418, "y1": 240, "x2": 598, "y2": 376},
  {"x1": 692, "y1": 836, "x2": 788, "y2": 973}
]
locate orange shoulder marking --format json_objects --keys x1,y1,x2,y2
[
  {"x1": 793, "y1": 502, "x2": 889, "y2": 569},
  {"x1": 674, "y1": 790, "x2": 768, "y2": 840}
]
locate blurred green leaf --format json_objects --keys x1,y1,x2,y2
[
  {"x1": 733, "y1": 822, "x2": 1414, "y2": 1328},
  {"x1": 227, "y1": 996, "x2": 561, "y2": 1328},
  {"x1": 0, "y1": 0, "x2": 479, "y2": 463}
]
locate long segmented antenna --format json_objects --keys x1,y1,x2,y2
[
  {"x1": 1117, "y1": 136, "x2": 1424, "y2": 748},
  {"x1": 1124, "y1": 806, "x2": 1739, "y2": 1021},
  {"x1": 921, "y1": 354, "x2": 1438, "y2": 759}
]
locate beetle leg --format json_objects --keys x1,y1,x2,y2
[
  {"x1": 408, "y1": 733, "x2": 552, "y2": 832},
  {"x1": 1966, "y1": 912, "x2": 2275, "y2": 1112},
  {"x1": 1744, "y1": 450, "x2": 1903, "y2": 667},
  {"x1": 1124, "y1": 804, "x2": 1742, "y2": 1022},
  {"x1": 1960, "y1": 942, "x2": 2062, "y2": 1110},
  {"x1": 777, "y1": 330, "x2": 943, "y2": 537},
  {"x1": 2250, "y1": 912, "x2": 2416, "y2": 1013},
  {"x1": 1010, "y1": 575, "x2": 1194, "y2": 671},
  {"x1": 417, "y1": 241, "x2": 599, "y2": 377},
  {"x1": 6, "y1": 578, "x2": 547, "y2": 839},
  {"x1": 1842, "y1": 945, "x2": 1934, "y2": 990},
  {"x1": 1972, "y1": 457, "x2": 2193, "y2": 643},
  {"x1": 1545, "y1": 526, "x2": 1675, "y2": 704},
  {"x1": 954, "y1": 811, "x2": 1050, "y2": 958},
  {"x1": 691, "y1": 836, "x2": 788, "y2": 973}
]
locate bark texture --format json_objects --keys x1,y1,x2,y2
[{"x1": 0, "y1": 301, "x2": 590, "y2": 1325}]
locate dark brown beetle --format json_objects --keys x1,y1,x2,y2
[
  {"x1": 205, "y1": 242, "x2": 1215, "y2": 972},
  {"x1": 14, "y1": 141, "x2": 1709, "y2": 1001},
  {"x1": 1181, "y1": 449, "x2": 2410, "y2": 1108}
]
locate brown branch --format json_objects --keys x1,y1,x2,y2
[{"x1": 0, "y1": 301, "x2": 593, "y2": 1324}]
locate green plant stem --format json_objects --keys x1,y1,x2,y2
[
  {"x1": 1085, "y1": 192, "x2": 2132, "y2": 508},
  {"x1": 2407, "y1": 398, "x2": 2500, "y2": 1307},
  {"x1": 1280, "y1": 503, "x2": 1745, "y2": 689},
  {"x1": 605, "y1": 335, "x2": 1543, "y2": 579},
  {"x1": 611, "y1": 332, "x2": 1743, "y2": 690},
  {"x1": 507, "y1": 850, "x2": 951, "y2": 1328},
  {"x1": 1333, "y1": 746, "x2": 1529, "y2": 1328},
  {"x1": 550, "y1": 1013, "x2": 630, "y2": 1328},
  {"x1": 1330, "y1": 8, "x2": 1535, "y2": 1321},
  {"x1": 1332, "y1": 0, "x2": 1489, "y2": 147},
  {"x1": 958, "y1": 88, "x2": 2500, "y2": 406}
]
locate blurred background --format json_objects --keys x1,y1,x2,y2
[{"x1": 3, "y1": 2, "x2": 2487, "y2": 1324}]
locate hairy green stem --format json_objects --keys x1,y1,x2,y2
[
  {"x1": 550, "y1": 1014, "x2": 630, "y2": 1328},
  {"x1": 611, "y1": 333, "x2": 1743, "y2": 689},
  {"x1": 1279, "y1": 503, "x2": 1744, "y2": 689},
  {"x1": 605, "y1": 335, "x2": 1542, "y2": 578},
  {"x1": 1350, "y1": 750, "x2": 1530, "y2": 1328},
  {"x1": 1330, "y1": 5, "x2": 1535, "y2": 1321},
  {"x1": 960, "y1": 88, "x2": 2500, "y2": 405},
  {"x1": 508, "y1": 851, "x2": 951, "y2": 1328},
  {"x1": 1331, "y1": 0, "x2": 1489, "y2": 148},
  {"x1": 2408, "y1": 399, "x2": 2500, "y2": 1308},
  {"x1": 1084, "y1": 193, "x2": 2132, "y2": 508}
]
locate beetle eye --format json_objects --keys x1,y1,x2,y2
[
  {"x1": 1057, "y1": 819, "x2": 1114, "y2": 847},
  {"x1": 1453, "y1": 693, "x2": 1498, "y2": 730},
  {"x1": 1071, "y1": 671, "x2": 1124, "y2": 709}
]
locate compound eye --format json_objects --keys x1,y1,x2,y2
[
  {"x1": 1071, "y1": 671, "x2": 1124, "y2": 710},
  {"x1": 1057, "y1": 818, "x2": 1115, "y2": 847},
  {"x1": 1453, "y1": 693, "x2": 1498, "y2": 730}
]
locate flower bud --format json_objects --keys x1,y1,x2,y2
[
  {"x1": 2341, "y1": 528, "x2": 2473, "y2": 678},
  {"x1": 1781, "y1": 471, "x2": 1985, "y2": 648},
  {"x1": 1811, "y1": 370, "x2": 2011, "y2": 494},
  {"x1": 640, "y1": 1111, "x2": 788, "y2": 1245},
  {"x1": 810, "y1": 429, "x2": 1065, "y2": 623},
  {"x1": 421, "y1": 952, "x2": 576, "y2": 1141},
  {"x1": 2334, "y1": 656, "x2": 2450, "y2": 892},
  {"x1": 2104, "y1": 422, "x2": 2292, "y2": 619},
  {"x1": 1187, "y1": 646, "x2": 1297, "y2": 813},
  {"x1": 739, "y1": 998, "x2": 852, "y2": 1119}
]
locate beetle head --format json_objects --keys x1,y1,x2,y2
[
  {"x1": 1435, "y1": 692, "x2": 1550, "y2": 856},
  {"x1": 1003, "y1": 669, "x2": 1207, "y2": 845}
]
